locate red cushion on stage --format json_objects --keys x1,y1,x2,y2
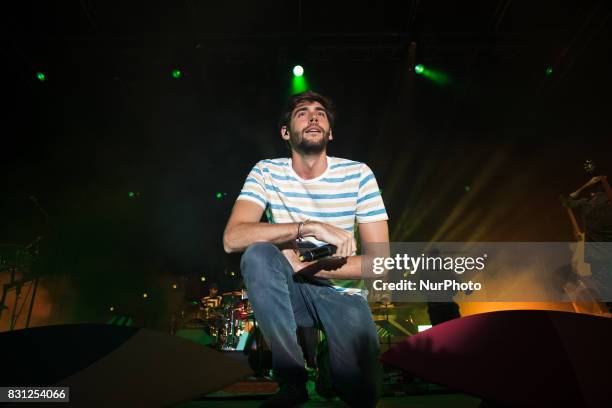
[{"x1": 380, "y1": 310, "x2": 612, "y2": 408}]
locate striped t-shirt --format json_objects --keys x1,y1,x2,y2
[{"x1": 237, "y1": 156, "x2": 388, "y2": 295}]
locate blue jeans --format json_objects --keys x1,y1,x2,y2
[{"x1": 240, "y1": 242, "x2": 381, "y2": 407}]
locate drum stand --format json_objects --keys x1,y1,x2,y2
[
  {"x1": 222, "y1": 306, "x2": 239, "y2": 350},
  {"x1": 0, "y1": 266, "x2": 39, "y2": 331}
]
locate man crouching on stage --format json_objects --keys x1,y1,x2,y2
[{"x1": 223, "y1": 91, "x2": 389, "y2": 407}]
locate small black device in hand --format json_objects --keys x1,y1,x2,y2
[{"x1": 298, "y1": 244, "x2": 338, "y2": 262}]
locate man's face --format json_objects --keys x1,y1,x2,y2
[{"x1": 282, "y1": 101, "x2": 332, "y2": 154}]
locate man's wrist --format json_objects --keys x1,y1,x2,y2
[
  {"x1": 301, "y1": 220, "x2": 319, "y2": 238},
  {"x1": 296, "y1": 221, "x2": 305, "y2": 240}
]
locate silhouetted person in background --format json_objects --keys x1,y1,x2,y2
[
  {"x1": 563, "y1": 175, "x2": 612, "y2": 312},
  {"x1": 201, "y1": 282, "x2": 221, "y2": 308}
]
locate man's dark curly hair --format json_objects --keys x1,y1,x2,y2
[{"x1": 279, "y1": 90, "x2": 336, "y2": 130}]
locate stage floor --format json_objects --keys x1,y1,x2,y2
[
  {"x1": 174, "y1": 352, "x2": 482, "y2": 407},
  {"x1": 179, "y1": 393, "x2": 481, "y2": 407},
  {"x1": 176, "y1": 375, "x2": 481, "y2": 407}
]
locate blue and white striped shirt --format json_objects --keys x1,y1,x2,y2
[{"x1": 237, "y1": 156, "x2": 388, "y2": 295}]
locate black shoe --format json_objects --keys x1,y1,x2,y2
[
  {"x1": 314, "y1": 375, "x2": 336, "y2": 400},
  {"x1": 260, "y1": 383, "x2": 309, "y2": 408}
]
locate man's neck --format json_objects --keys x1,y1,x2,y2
[{"x1": 291, "y1": 150, "x2": 328, "y2": 180}]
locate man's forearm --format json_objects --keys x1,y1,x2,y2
[
  {"x1": 572, "y1": 176, "x2": 603, "y2": 198},
  {"x1": 304, "y1": 255, "x2": 364, "y2": 279},
  {"x1": 223, "y1": 222, "x2": 299, "y2": 253},
  {"x1": 300, "y1": 254, "x2": 387, "y2": 280},
  {"x1": 571, "y1": 185, "x2": 587, "y2": 198}
]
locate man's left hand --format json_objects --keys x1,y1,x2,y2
[{"x1": 282, "y1": 248, "x2": 315, "y2": 273}]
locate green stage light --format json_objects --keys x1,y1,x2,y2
[
  {"x1": 128, "y1": 191, "x2": 135, "y2": 199},
  {"x1": 172, "y1": 69, "x2": 182, "y2": 79},
  {"x1": 416, "y1": 65, "x2": 450, "y2": 86},
  {"x1": 293, "y1": 65, "x2": 304, "y2": 77},
  {"x1": 545, "y1": 66, "x2": 553, "y2": 76},
  {"x1": 423, "y1": 69, "x2": 450, "y2": 86},
  {"x1": 291, "y1": 75, "x2": 309, "y2": 94},
  {"x1": 36, "y1": 72, "x2": 46, "y2": 82},
  {"x1": 290, "y1": 65, "x2": 309, "y2": 94},
  {"x1": 216, "y1": 192, "x2": 224, "y2": 199}
]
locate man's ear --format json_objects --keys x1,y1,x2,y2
[
  {"x1": 328, "y1": 128, "x2": 333, "y2": 140},
  {"x1": 280, "y1": 125, "x2": 290, "y2": 141}
]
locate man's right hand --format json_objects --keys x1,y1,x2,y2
[{"x1": 303, "y1": 221, "x2": 356, "y2": 258}]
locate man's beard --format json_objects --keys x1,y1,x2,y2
[{"x1": 289, "y1": 127, "x2": 330, "y2": 154}]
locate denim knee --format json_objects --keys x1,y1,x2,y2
[{"x1": 240, "y1": 242, "x2": 283, "y2": 279}]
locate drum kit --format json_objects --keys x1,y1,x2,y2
[{"x1": 175, "y1": 289, "x2": 255, "y2": 351}]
